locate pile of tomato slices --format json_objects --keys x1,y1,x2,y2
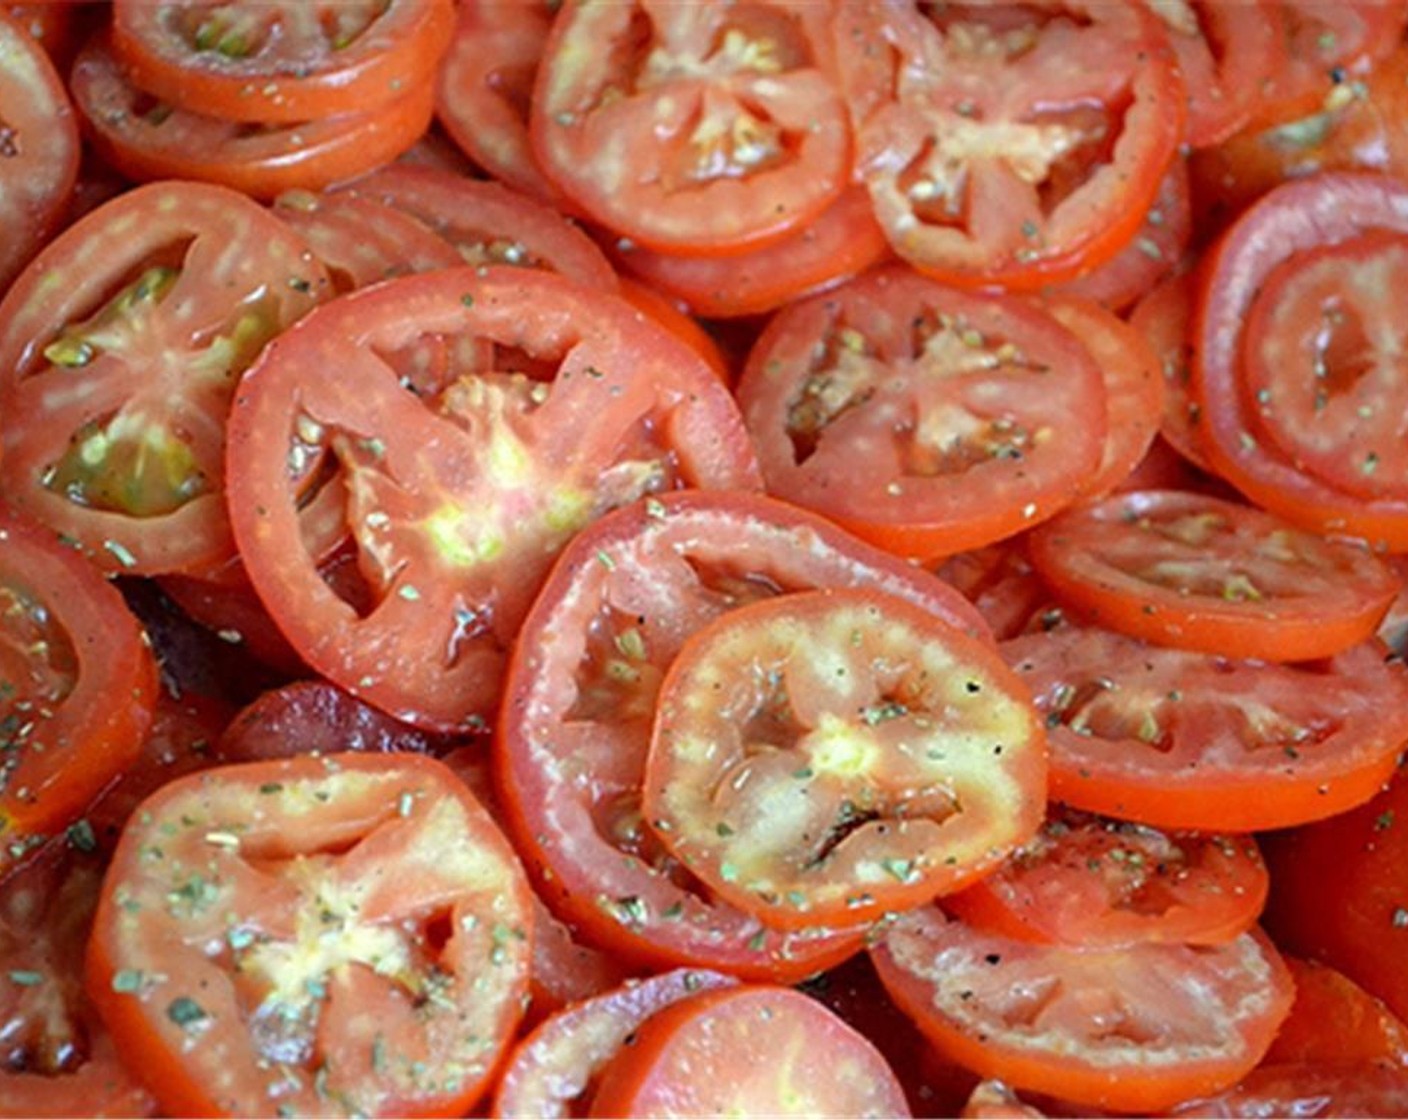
[{"x1": 8, "y1": 1, "x2": 1408, "y2": 1117}]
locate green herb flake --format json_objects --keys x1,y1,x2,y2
[
  {"x1": 167, "y1": 996, "x2": 209, "y2": 1029},
  {"x1": 111, "y1": 969, "x2": 145, "y2": 994},
  {"x1": 7, "y1": 970, "x2": 43, "y2": 987}
]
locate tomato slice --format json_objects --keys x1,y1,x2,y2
[
  {"x1": 1026, "y1": 489, "x2": 1401, "y2": 662},
  {"x1": 493, "y1": 968, "x2": 739, "y2": 1118},
  {"x1": 0, "y1": 9, "x2": 79, "y2": 294},
  {"x1": 0, "y1": 509, "x2": 157, "y2": 870},
  {"x1": 86, "y1": 752, "x2": 533, "y2": 1118},
  {"x1": 1003, "y1": 624, "x2": 1408, "y2": 832},
  {"x1": 734, "y1": 265, "x2": 1107, "y2": 560},
  {"x1": 833, "y1": 0, "x2": 1184, "y2": 289},
  {"x1": 157, "y1": 563, "x2": 308, "y2": 678},
  {"x1": 960, "y1": 1079, "x2": 1045, "y2": 1119},
  {"x1": 587, "y1": 983, "x2": 911, "y2": 1118},
  {"x1": 495, "y1": 489, "x2": 991, "y2": 981},
  {"x1": 1129, "y1": 267, "x2": 1214, "y2": 474},
  {"x1": 1264, "y1": 956, "x2": 1408, "y2": 1067},
  {"x1": 1168, "y1": 1060, "x2": 1408, "y2": 1119},
  {"x1": 871, "y1": 907, "x2": 1295, "y2": 1114},
  {"x1": 615, "y1": 277, "x2": 732, "y2": 383},
  {"x1": 0, "y1": 180, "x2": 328, "y2": 575},
  {"x1": 110, "y1": 0, "x2": 454, "y2": 124},
  {"x1": 226, "y1": 266, "x2": 759, "y2": 732},
  {"x1": 943, "y1": 807, "x2": 1269, "y2": 949},
  {"x1": 531, "y1": 0, "x2": 850, "y2": 256},
  {"x1": 643, "y1": 588, "x2": 1046, "y2": 931}
]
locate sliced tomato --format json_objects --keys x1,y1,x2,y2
[
  {"x1": 0, "y1": 8, "x2": 79, "y2": 293},
  {"x1": 492, "y1": 968, "x2": 739, "y2": 1118},
  {"x1": 643, "y1": 588, "x2": 1046, "y2": 931},
  {"x1": 1264, "y1": 956, "x2": 1408, "y2": 1067},
  {"x1": 1027, "y1": 489, "x2": 1401, "y2": 662},
  {"x1": 226, "y1": 266, "x2": 759, "y2": 733},
  {"x1": 0, "y1": 509, "x2": 157, "y2": 871},
  {"x1": 495, "y1": 489, "x2": 991, "y2": 982},
  {"x1": 960, "y1": 1079, "x2": 1045, "y2": 1120},
  {"x1": 110, "y1": 0, "x2": 454, "y2": 124},
  {"x1": 734, "y1": 265, "x2": 1107, "y2": 560},
  {"x1": 0, "y1": 180, "x2": 328, "y2": 575},
  {"x1": 532, "y1": 0, "x2": 850, "y2": 256},
  {"x1": 1004, "y1": 624, "x2": 1408, "y2": 831},
  {"x1": 1128, "y1": 267, "x2": 1214, "y2": 473},
  {"x1": 1168, "y1": 1061, "x2": 1408, "y2": 1119},
  {"x1": 71, "y1": 31, "x2": 437, "y2": 200},
  {"x1": 587, "y1": 983, "x2": 911, "y2": 1118},
  {"x1": 936, "y1": 540, "x2": 1053, "y2": 643},
  {"x1": 157, "y1": 562, "x2": 308, "y2": 678},
  {"x1": 86, "y1": 752, "x2": 533, "y2": 1118},
  {"x1": 615, "y1": 277, "x2": 731, "y2": 383},
  {"x1": 833, "y1": 0, "x2": 1184, "y2": 289},
  {"x1": 943, "y1": 807, "x2": 1269, "y2": 948},
  {"x1": 871, "y1": 906, "x2": 1295, "y2": 1114}
]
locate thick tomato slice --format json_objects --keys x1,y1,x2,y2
[
  {"x1": 0, "y1": 180, "x2": 327, "y2": 576},
  {"x1": 495, "y1": 489, "x2": 991, "y2": 982},
  {"x1": 0, "y1": 509, "x2": 157, "y2": 870},
  {"x1": 734, "y1": 265, "x2": 1107, "y2": 560},
  {"x1": 1003, "y1": 624, "x2": 1408, "y2": 832},
  {"x1": 110, "y1": 0, "x2": 454, "y2": 124},
  {"x1": 833, "y1": 0, "x2": 1184, "y2": 289},
  {"x1": 492, "y1": 968, "x2": 739, "y2": 1118},
  {"x1": 1026, "y1": 489, "x2": 1401, "y2": 662},
  {"x1": 588, "y1": 984, "x2": 911, "y2": 1119},
  {"x1": 0, "y1": 9, "x2": 79, "y2": 294},
  {"x1": 71, "y1": 32, "x2": 437, "y2": 200},
  {"x1": 86, "y1": 752, "x2": 533, "y2": 1118},
  {"x1": 531, "y1": 0, "x2": 850, "y2": 256},
  {"x1": 871, "y1": 907, "x2": 1295, "y2": 1114},
  {"x1": 643, "y1": 588, "x2": 1046, "y2": 931},
  {"x1": 943, "y1": 807, "x2": 1269, "y2": 949},
  {"x1": 225, "y1": 266, "x2": 759, "y2": 733}
]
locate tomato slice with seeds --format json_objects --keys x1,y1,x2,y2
[
  {"x1": 1129, "y1": 267, "x2": 1214, "y2": 474},
  {"x1": 643, "y1": 588, "x2": 1046, "y2": 931},
  {"x1": 532, "y1": 0, "x2": 850, "y2": 256},
  {"x1": 1003, "y1": 624, "x2": 1408, "y2": 832},
  {"x1": 86, "y1": 752, "x2": 533, "y2": 1118},
  {"x1": 1027, "y1": 489, "x2": 1401, "y2": 662},
  {"x1": 110, "y1": 0, "x2": 454, "y2": 124}
]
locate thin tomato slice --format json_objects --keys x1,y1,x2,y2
[
  {"x1": 872, "y1": 907, "x2": 1295, "y2": 1114},
  {"x1": 1026, "y1": 489, "x2": 1401, "y2": 662},
  {"x1": 1004, "y1": 624, "x2": 1408, "y2": 832},
  {"x1": 86, "y1": 752, "x2": 534, "y2": 1118},
  {"x1": 943, "y1": 807, "x2": 1269, "y2": 948},
  {"x1": 643, "y1": 588, "x2": 1046, "y2": 931},
  {"x1": 110, "y1": 0, "x2": 454, "y2": 124}
]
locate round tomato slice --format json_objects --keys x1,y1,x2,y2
[
  {"x1": 110, "y1": 0, "x2": 454, "y2": 124},
  {"x1": 1026, "y1": 489, "x2": 1401, "y2": 662},
  {"x1": 0, "y1": 509, "x2": 157, "y2": 871},
  {"x1": 1168, "y1": 1061, "x2": 1408, "y2": 1119},
  {"x1": 643, "y1": 588, "x2": 1046, "y2": 931},
  {"x1": 226, "y1": 266, "x2": 759, "y2": 733},
  {"x1": 942, "y1": 807, "x2": 1269, "y2": 949},
  {"x1": 532, "y1": 0, "x2": 850, "y2": 256},
  {"x1": 734, "y1": 265, "x2": 1107, "y2": 560},
  {"x1": 495, "y1": 489, "x2": 991, "y2": 982},
  {"x1": 1264, "y1": 956, "x2": 1408, "y2": 1067},
  {"x1": 1129, "y1": 267, "x2": 1214, "y2": 474},
  {"x1": 872, "y1": 907, "x2": 1295, "y2": 1114},
  {"x1": 86, "y1": 752, "x2": 533, "y2": 1118},
  {"x1": 1003, "y1": 624, "x2": 1408, "y2": 832},
  {"x1": 833, "y1": 0, "x2": 1184, "y2": 289},
  {"x1": 0, "y1": 180, "x2": 328, "y2": 576},
  {"x1": 0, "y1": 9, "x2": 78, "y2": 294}
]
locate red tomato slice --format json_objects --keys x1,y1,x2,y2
[
  {"x1": 1003, "y1": 624, "x2": 1408, "y2": 832},
  {"x1": 0, "y1": 180, "x2": 328, "y2": 575},
  {"x1": 1026, "y1": 489, "x2": 1401, "y2": 662},
  {"x1": 0, "y1": 9, "x2": 79, "y2": 294},
  {"x1": 643, "y1": 588, "x2": 1047, "y2": 931},
  {"x1": 943, "y1": 807, "x2": 1269, "y2": 948},
  {"x1": 1264, "y1": 956, "x2": 1408, "y2": 1067},
  {"x1": 960, "y1": 1079, "x2": 1045, "y2": 1120},
  {"x1": 157, "y1": 562, "x2": 308, "y2": 678},
  {"x1": 587, "y1": 984, "x2": 911, "y2": 1118},
  {"x1": 615, "y1": 277, "x2": 731, "y2": 383},
  {"x1": 531, "y1": 0, "x2": 850, "y2": 256},
  {"x1": 492, "y1": 968, "x2": 739, "y2": 1118},
  {"x1": 86, "y1": 752, "x2": 534, "y2": 1118},
  {"x1": 1168, "y1": 1061, "x2": 1408, "y2": 1119},
  {"x1": 226, "y1": 266, "x2": 759, "y2": 733},
  {"x1": 1129, "y1": 267, "x2": 1215, "y2": 474},
  {"x1": 110, "y1": 0, "x2": 454, "y2": 124},
  {"x1": 936, "y1": 540, "x2": 1052, "y2": 644},
  {"x1": 71, "y1": 32, "x2": 437, "y2": 200},
  {"x1": 734, "y1": 265, "x2": 1107, "y2": 560},
  {"x1": 0, "y1": 509, "x2": 157, "y2": 870},
  {"x1": 495, "y1": 489, "x2": 991, "y2": 982},
  {"x1": 833, "y1": 0, "x2": 1184, "y2": 289},
  {"x1": 871, "y1": 907, "x2": 1295, "y2": 1114}
]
